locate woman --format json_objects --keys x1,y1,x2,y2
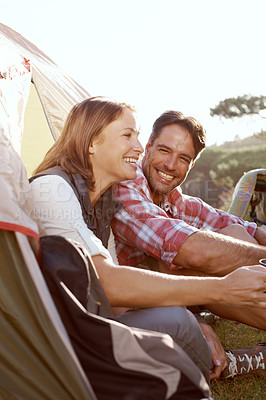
[
  {"x1": 31, "y1": 97, "x2": 142, "y2": 263},
  {"x1": 30, "y1": 96, "x2": 213, "y2": 380},
  {"x1": 30, "y1": 97, "x2": 266, "y2": 382}
]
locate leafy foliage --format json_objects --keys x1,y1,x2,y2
[
  {"x1": 182, "y1": 132, "x2": 266, "y2": 209},
  {"x1": 210, "y1": 95, "x2": 266, "y2": 119}
]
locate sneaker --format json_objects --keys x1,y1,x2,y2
[{"x1": 221, "y1": 342, "x2": 266, "y2": 379}]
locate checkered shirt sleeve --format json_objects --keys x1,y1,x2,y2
[{"x1": 111, "y1": 168, "x2": 198, "y2": 267}]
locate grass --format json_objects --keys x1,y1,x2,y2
[{"x1": 208, "y1": 317, "x2": 266, "y2": 400}]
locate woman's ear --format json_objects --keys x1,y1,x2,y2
[{"x1": 89, "y1": 141, "x2": 95, "y2": 155}]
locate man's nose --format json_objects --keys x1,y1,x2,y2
[{"x1": 164, "y1": 155, "x2": 177, "y2": 170}]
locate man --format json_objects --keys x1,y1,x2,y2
[{"x1": 111, "y1": 110, "x2": 266, "y2": 379}]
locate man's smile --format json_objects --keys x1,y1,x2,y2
[{"x1": 157, "y1": 169, "x2": 175, "y2": 181}]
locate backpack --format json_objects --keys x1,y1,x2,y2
[{"x1": 39, "y1": 235, "x2": 212, "y2": 400}]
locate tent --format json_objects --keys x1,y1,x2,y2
[{"x1": 0, "y1": 22, "x2": 90, "y2": 176}]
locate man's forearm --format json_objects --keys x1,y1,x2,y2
[{"x1": 174, "y1": 230, "x2": 266, "y2": 275}]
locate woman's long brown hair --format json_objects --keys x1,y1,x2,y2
[{"x1": 34, "y1": 97, "x2": 134, "y2": 190}]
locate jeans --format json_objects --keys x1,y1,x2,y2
[{"x1": 116, "y1": 306, "x2": 212, "y2": 383}]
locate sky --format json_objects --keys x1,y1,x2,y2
[{"x1": 2, "y1": 0, "x2": 266, "y2": 147}]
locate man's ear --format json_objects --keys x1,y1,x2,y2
[{"x1": 145, "y1": 139, "x2": 152, "y2": 153}]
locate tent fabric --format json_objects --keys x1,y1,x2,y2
[
  {"x1": 0, "y1": 66, "x2": 39, "y2": 240},
  {"x1": 0, "y1": 134, "x2": 39, "y2": 240},
  {"x1": 0, "y1": 230, "x2": 96, "y2": 400},
  {"x1": 0, "y1": 22, "x2": 90, "y2": 143},
  {"x1": 0, "y1": 61, "x2": 31, "y2": 154},
  {"x1": 228, "y1": 168, "x2": 266, "y2": 222},
  {"x1": 0, "y1": 49, "x2": 96, "y2": 399}
]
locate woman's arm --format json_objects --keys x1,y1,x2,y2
[{"x1": 92, "y1": 254, "x2": 266, "y2": 309}]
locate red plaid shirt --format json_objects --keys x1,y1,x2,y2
[{"x1": 111, "y1": 164, "x2": 257, "y2": 269}]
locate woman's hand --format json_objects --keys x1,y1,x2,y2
[
  {"x1": 221, "y1": 265, "x2": 266, "y2": 307},
  {"x1": 198, "y1": 322, "x2": 228, "y2": 380}
]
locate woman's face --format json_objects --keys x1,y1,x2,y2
[{"x1": 89, "y1": 108, "x2": 143, "y2": 187}]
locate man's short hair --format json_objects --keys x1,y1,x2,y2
[{"x1": 149, "y1": 111, "x2": 206, "y2": 159}]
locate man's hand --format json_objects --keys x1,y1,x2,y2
[{"x1": 198, "y1": 322, "x2": 228, "y2": 380}]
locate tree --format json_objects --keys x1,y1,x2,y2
[{"x1": 210, "y1": 95, "x2": 266, "y2": 119}]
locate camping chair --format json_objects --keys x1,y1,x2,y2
[
  {"x1": 0, "y1": 230, "x2": 98, "y2": 400},
  {"x1": 228, "y1": 168, "x2": 266, "y2": 227}
]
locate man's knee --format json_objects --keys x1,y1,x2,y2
[{"x1": 218, "y1": 224, "x2": 258, "y2": 244}]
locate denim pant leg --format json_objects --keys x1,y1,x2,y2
[{"x1": 116, "y1": 306, "x2": 212, "y2": 383}]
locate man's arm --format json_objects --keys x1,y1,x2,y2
[
  {"x1": 112, "y1": 179, "x2": 261, "y2": 274},
  {"x1": 144, "y1": 222, "x2": 266, "y2": 276},
  {"x1": 174, "y1": 230, "x2": 266, "y2": 275},
  {"x1": 92, "y1": 254, "x2": 266, "y2": 309}
]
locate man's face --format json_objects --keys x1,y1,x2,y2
[{"x1": 142, "y1": 124, "x2": 195, "y2": 204}]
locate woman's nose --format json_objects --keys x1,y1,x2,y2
[{"x1": 134, "y1": 138, "x2": 144, "y2": 154}]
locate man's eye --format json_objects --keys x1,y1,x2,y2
[
  {"x1": 124, "y1": 133, "x2": 132, "y2": 138},
  {"x1": 159, "y1": 148, "x2": 169, "y2": 153}
]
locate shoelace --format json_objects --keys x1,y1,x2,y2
[{"x1": 225, "y1": 350, "x2": 265, "y2": 378}]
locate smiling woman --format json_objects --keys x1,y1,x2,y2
[{"x1": 30, "y1": 96, "x2": 143, "y2": 251}]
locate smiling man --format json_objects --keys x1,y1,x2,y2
[
  {"x1": 112, "y1": 110, "x2": 266, "y2": 274},
  {"x1": 111, "y1": 110, "x2": 266, "y2": 379}
]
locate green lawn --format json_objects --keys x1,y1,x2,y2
[{"x1": 210, "y1": 318, "x2": 266, "y2": 400}]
